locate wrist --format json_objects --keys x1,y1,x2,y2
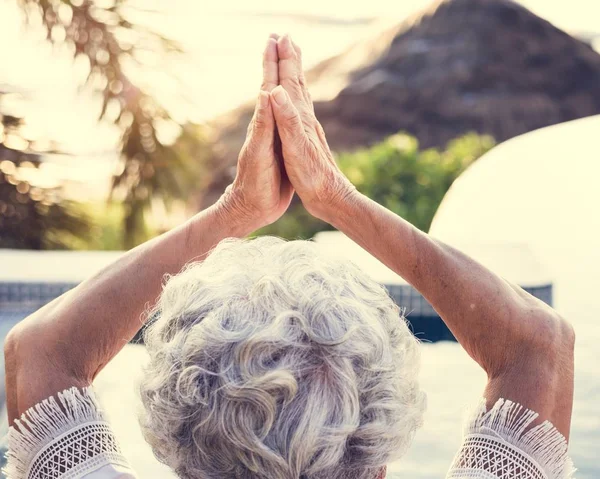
[
  {"x1": 308, "y1": 180, "x2": 361, "y2": 226},
  {"x1": 210, "y1": 186, "x2": 265, "y2": 236}
]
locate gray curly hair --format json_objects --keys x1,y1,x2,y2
[{"x1": 140, "y1": 237, "x2": 425, "y2": 479}]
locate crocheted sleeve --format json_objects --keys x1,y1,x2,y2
[
  {"x1": 446, "y1": 398, "x2": 575, "y2": 479},
  {"x1": 3, "y1": 387, "x2": 138, "y2": 479}
]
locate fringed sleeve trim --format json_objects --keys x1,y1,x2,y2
[
  {"x1": 4, "y1": 387, "x2": 132, "y2": 479},
  {"x1": 447, "y1": 398, "x2": 576, "y2": 479}
]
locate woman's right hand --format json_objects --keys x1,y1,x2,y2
[{"x1": 269, "y1": 35, "x2": 356, "y2": 223}]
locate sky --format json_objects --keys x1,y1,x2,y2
[{"x1": 0, "y1": 0, "x2": 599, "y2": 192}]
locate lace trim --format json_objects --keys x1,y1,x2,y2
[
  {"x1": 3, "y1": 387, "x2": 132, "y2": 479},
  {"x1": 447, "y1": 398, "x2": 576, "y2": 479}
]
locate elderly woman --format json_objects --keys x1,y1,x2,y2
[{"x1": 4, "y1": 35, "x2": 575, "y2": 479}]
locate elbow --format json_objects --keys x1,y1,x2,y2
[
  {"x1": 4, "y1": 323, "x2": 25, "y2": 412},
  {"x1": 560, "y1": 317, "x2": 576, "y2": 352},
  {"x1": 535, "y1": 311, "x2": 574, "y2": 354},
  {"x1": 485, "y1": 307, "x2": 576, "y2": 379},
  {"x1": 3, "y1": 320, "x2": 44, "y2": 383},
  {"x1": 4, "y1": 324, "x2": 20, "y2": 366},
  {"x1": 558, "y1": 315, "x2": 576, "y2": 366},
  {"x1": 4, "y1": 322, "x2": 25, "y2": 380},
  {"x1": 519, "y1": 309, "x2": 575, "y2": 372}
]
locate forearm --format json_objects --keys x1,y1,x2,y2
[
  {"x1": 327, "y1": 191, "x2": 574, "y2": 435},
  {"x1": 328, "y1": 192, "x2": 566, "y2": 371},
  {"x1": 5, "y1": 199, "x2": 257, "y2": 422}
]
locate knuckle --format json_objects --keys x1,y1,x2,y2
[
  {"x1": 302, "y1": 116, "x2": 314, "y2": 132},
  {"x1": 315, "y1": 121, "x2": 326, "y2": 137},
  {"x1": 253, "y1": 114, "x2": 267, "y2": 130},
  {"x1": 283, "y1": 75, "x2": 301, "y2": 89},
  {"x1": 286, "y1": 111, "x2": 302, "y2": 128},
  {"x1": 298, "y1": 73, "x2": 307, "y2": 88},
  {"x1": 284, "y1": 81, "x2": 303, "y2": 100},
  {"x1": 261, "y1": 79, "x2": 276, "y2": 92},
  {"x1": 293, "y1": 42, "x2": 302, "y2": 58},
  {"x1": 241, "y1": 138, "x2": 260, "y2": 160},
  {"x1": 239, "y1": 141, "x2": 251, "y2": 160}
]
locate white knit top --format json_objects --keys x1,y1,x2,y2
[{"x1": 3, "y1": 387, "x2": 575, "y2": 479}]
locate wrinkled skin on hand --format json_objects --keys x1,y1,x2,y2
[
  {"x1": 223, "y1": 34, "x2": 294, "y2": 229},
  {"x1": 269, "y1": 35, "x2": 356, "y2": 222}
]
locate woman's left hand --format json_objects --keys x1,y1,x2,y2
[{"x1": 220, "y1": 35, "x2": 294, "y2": 230}]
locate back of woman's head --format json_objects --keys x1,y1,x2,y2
[{"x1": 140, "y1": 236, "x2": 426, "y2": 479}]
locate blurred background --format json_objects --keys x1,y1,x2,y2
[
  {"x1": 0, "y1": 0, "x2": 599, "y2": 477},
  {"x1": 1, "y1": 0, "x2": 599, "y2": 249}
]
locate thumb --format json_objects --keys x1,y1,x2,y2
[
  {"x1": 270, "y1": 85, "x2": 305, "y2": 150},
  {"x1": 245, "y1": 91, "x2": 275, "y2": 154},
  {"x1": 253, "y1": 90, "x2": 275, "y2": 136}
]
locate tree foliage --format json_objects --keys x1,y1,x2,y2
[
  {"x1": 259, "y1": 132, "x2": 495, "y2": 239},
  {"x1": 0, "y1": 0, "x2": 208, "y2": 249},
  {"x1": 0, "y1": 90, "x2": 90, "y2": 249}
]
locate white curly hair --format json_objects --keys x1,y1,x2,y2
[{"x1": 139, "y1": 236, "x2": 426, "y2": 479}]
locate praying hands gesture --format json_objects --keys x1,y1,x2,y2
[{"x1": 225, "y1": 33, "x2": 355, "y2": 228}]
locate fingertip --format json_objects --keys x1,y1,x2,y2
[
  {"x1": 277, "y1": 34, "x2": 295, "y2": 59},
  {"x1": 264, "y1": 37, "x2": 278, "y2": 60},
  {"x1": 269, "y1": 33, "x2": 280, "y2": 40}
]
